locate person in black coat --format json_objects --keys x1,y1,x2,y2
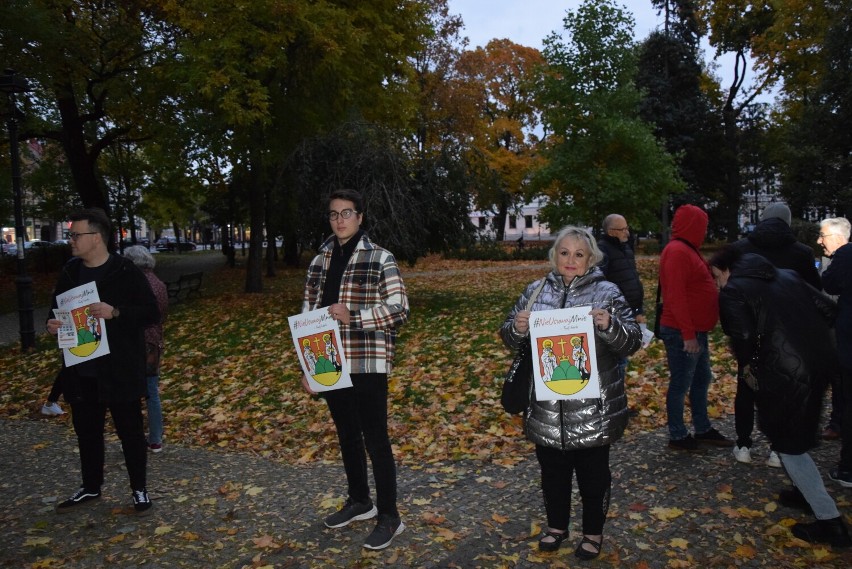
[
  {"x1": 730, "y1": 202, "x2": 822, "y2": 465},
  {"x1": 819, "y1": 217, "x2": 852, "y2": 487},
  {"x1": 709, "y1": 246, "x2": 850, "y2": 548},
  {"x1": 45, "y1": 208, "x2": 159, "y2": 516},
  {"x1": 597, "y1": 214, "x2": 644, "y2": 319},
  {"x1": 598, "y1": 214, "x2": 645, "y2": 386},
  {"x1": 734, "y1": 203, "x2": 821, "y2": 289}
]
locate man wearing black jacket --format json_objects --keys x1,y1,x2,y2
[
  {"x1": 46, "y1": 208, "x2": 159, "y2": 515},
  {"x1": 598, "y1": 214, "x2": 644, "y2": 320},
  {"x1": 598, "y1": 214, "x2": 645, "y2": 384},
  {"x1": 734, "y1": 202, "x2": 821, "y2": 289}
]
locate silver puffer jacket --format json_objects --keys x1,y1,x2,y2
[{"x1": 500, "y1": 268, "x2": 641, "y2": 451}]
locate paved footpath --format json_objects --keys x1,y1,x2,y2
[{"x1": 1, "y1": 416, "x2": 851, "y2": 568}]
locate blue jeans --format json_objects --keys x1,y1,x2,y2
[
  {"x1": 146, "y1": 375, "x2": 163, "y2": 445},
  {"x1": 779, "y1": 452, "x2": 840, "y2": 520},
  {"x1": 659, "y1": 326, "x2": 712, "y2": 440}
]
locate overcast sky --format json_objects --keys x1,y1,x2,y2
[
  {"x1": 447, "y1": 0, "x2": 660, "y2": 50},
  {"x1": 446, "y1": 0, "x2": 756, "y2": 96}
]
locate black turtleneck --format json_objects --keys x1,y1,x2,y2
[{"x1": 321, "y1": 229, "x2": 364, "y2": 307}]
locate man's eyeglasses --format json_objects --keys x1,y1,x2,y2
[
  {"x1": 68, "y1": 231, "x2": 97, "y2": 240},
  {"x1": 612, "y1": 226, "x2": 629, "y2": 232},
  {"x1": 328, "y1": 209, "x2": 358, "y2": 221}
]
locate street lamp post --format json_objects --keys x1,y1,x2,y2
[{"x1": 0, "y1": 69, "x2": 35, "y2": 351}]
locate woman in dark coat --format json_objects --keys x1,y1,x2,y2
[{"x1": 709, "y1": 245, "x2": 850, "y2": 548}]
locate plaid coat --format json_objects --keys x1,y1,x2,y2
[{"x1": 303, "y1": 233, "x2": 409, "y2": 374}]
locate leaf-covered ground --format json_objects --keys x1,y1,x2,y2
[
  {"x1": 4, "y1": 255, "x2": 851, "y2": 569},
  {"x1": 0, "y1": 256, "x2": 738, "y2": 465}
]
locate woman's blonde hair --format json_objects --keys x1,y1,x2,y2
[{"x1": 548, "y1": 226, "x2": 604, "y2": 270}]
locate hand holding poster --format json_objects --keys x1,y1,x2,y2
[
  {"x1": 288, "y1": 308, "x2": 352, "y2": 393},
  {"x1": 55, "y1": 282, "x2": 111, "y2": 366},
  {"x1": 529, "y1": 306, "x2": 600, "y2": 401}
]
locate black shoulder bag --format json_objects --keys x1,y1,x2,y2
[{"x1": 501, "y1": 279, "x2": 547, "y2": 414}]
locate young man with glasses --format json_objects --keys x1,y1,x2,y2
[
  {"x1": 300, "y1": 189, "x2": 410, "y2": 550},
  {"x1": 45, "y1": 208, "x2": 159, "y2": 515},
  {"x1": 819, "y1": 217, "x2": 852, "y2": 490}
]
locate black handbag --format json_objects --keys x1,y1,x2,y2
[
  {"x1": 501, "y1": 338, "x2": 534, "y2": 414},
  {"x1": 501, "y1": 279, "x2": 547, "y2": 414}
]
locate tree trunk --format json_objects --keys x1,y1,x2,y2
[
  {"x1": 264, "y1": 185, "x2": 276, "y2": 277},
  {"x1": 283, "y1": 229, "x2": 300, "y2": 266},
  {"x1": 721, "y1": 102, "x2": 742, "y2": 240},
  {"x1": 494, "y1": 194, "x2": 509, "y2": 242},
  {"x1": 54, "y1": 83, "x2": 109, "y2": 212},
  {"x1": 244, "y1": 153, "x2": 264, "y2": 293}
]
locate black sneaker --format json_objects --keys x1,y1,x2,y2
[
  {"x1": 668, "y1": 434, "x2": 704, "y2": 452},
  {"x1": 777, "y1": 487, "x2": 813, "y2": 514},
  {"x1": 56, "y1": 487, "x2": 101, "y2": 513},
  {"x1": 694, "y1": 428, "x2": 735, "y2": 447},
  {"x1": 324, "y1": 498, "x2": 377, "y2": 528},
  {"x1": 791, "y1": 517, "x2": 852, "y2": 547},
  {"x1": 828, "y1": 468, "x2": 852, "y2": 488},
  {"x1": 363, "y1": 514, "x2": 405, "y2": 550},
  {"x1": 133, "y1": 489, "x2": 153, "y2": 515}
]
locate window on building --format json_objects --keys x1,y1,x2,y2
[
  {"x1": 509, "y1": 216, "x2": 517, "y2": 229},
  {"x1": 525, "y1": 215, "x2": 533, "y2": 229}
]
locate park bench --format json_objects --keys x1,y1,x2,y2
[{"x1": 166, "y1": 272, "x2": 203, "y2": 302}]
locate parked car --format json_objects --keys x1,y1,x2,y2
[
  {"x1": 1, "y1": 241, "x2": 17, "y2": 256},
  {"x1": 121, "y1": 237, "x2": 150, "y2": 248},
  {"x1": 24, "y1": 240, "x2": 52, "y2": 249},
  {"x1": 53, "y1": 239, "x2": 71, "y2": 246},
  {"x1": 155, "y1": 237, "x2": 197, "y2": 252}
]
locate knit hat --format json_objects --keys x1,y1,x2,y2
[{"x1": 760, "y1": 202, "x2": 792, "y2": 226}]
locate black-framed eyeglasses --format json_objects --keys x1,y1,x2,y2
[
  {"x1": 328, "y1": 209, "x2": 358, "y2": 221},
  {"x1": 68, "y1": 231, "x2": 98, "y2": 240},
  {"x1": 612, "y1": 226, "x2": 629, "y2": 232}
]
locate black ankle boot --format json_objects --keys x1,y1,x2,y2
[
  {"x1": 777, "y1": 487, "x2": 813, "y2": 514},
  {"x1": 791, "y1": 517, "x2": 852, "y2": 547}
]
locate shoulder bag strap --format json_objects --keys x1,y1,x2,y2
[{"x1": 526, "y1": 278, "x2": 547, "y2": 311}]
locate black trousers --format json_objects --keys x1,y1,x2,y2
[
  {"x1": 838, "y1": 367, "x2": 852, "y2": 470},
  {"x1": 735, "y1": 375, "x2": 756, "y2": 449},
  {"x1": 69, "y1": 378, "x2": 147, "y2": 492},
  {"x1": 324, "y1": 373, "x2": 398, "y2": 517},
  {"x1": 535, "y1": 443, "x2": 611, "y2": 535},
  {"x1": 47, "y1": 374, "x2": 62, "y2": 403}
]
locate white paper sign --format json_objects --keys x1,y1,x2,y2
[
  {"x1": 529, "y1": 306, "x2": 601, "y2": 401},
  {"x1": 288, "y1": 308, "x2": 352, "y2": 393},
  {"x1": 55, "y1": 282, "x2": 111, "y2": 366}
]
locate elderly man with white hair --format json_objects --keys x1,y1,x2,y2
[{"x1": 818, "y1": 217, "x2": 852, "y2": 489}]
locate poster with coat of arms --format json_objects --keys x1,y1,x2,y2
[
  {"x1": 529, "y1": 306, "x2": 601, "y2": 401},
  {"x1": 288, "y1": 308, "x2": 352, "y2": 392},
  {"x1": 55, "y1": 282, "x2": 111, "y2": 367}
]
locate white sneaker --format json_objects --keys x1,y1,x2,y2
[
  {"x1": 732, "y1": 445, "x2": 751, "y2": 463},
  {"x1": 41, "y1": 402, "x2": 65, "y2": 416},
  {"x1": 766, "y1": 451, "x2": 781, "y2": 468}
]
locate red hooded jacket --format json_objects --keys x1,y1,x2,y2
[{"x1": 659, "y1": 205, "x2": 719, "y2": 340}]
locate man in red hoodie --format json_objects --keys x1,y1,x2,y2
[{"x1": 658, "y1": 204, "x2": 734, "y2": 451}]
